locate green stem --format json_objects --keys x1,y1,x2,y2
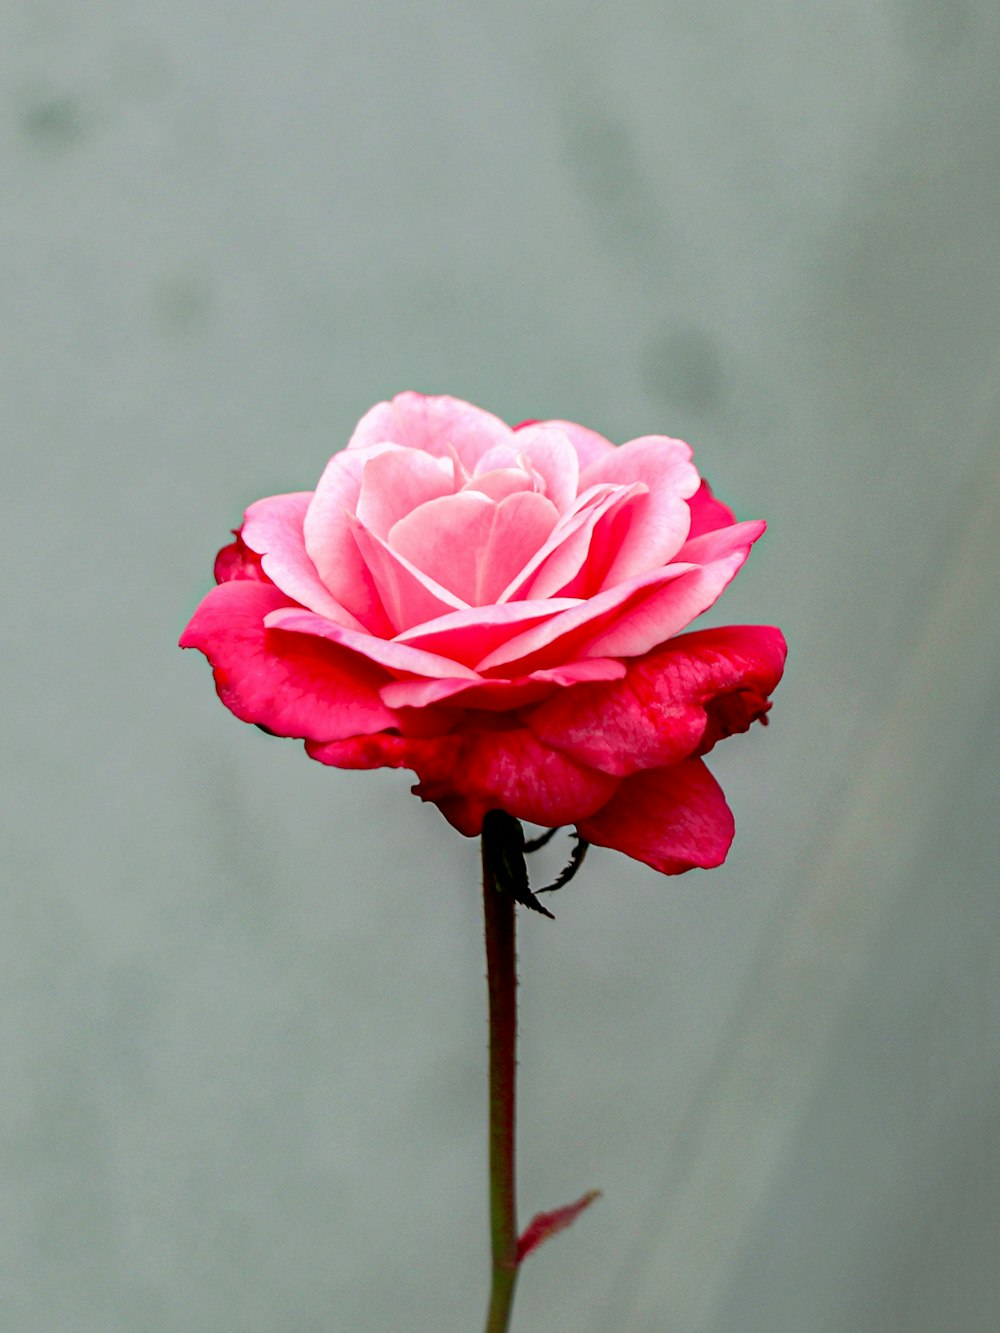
[{"x1": 482, "y1": 821, "x2": 520, "y2": 1333}]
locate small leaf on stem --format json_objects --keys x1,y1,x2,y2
[
  {"x1": 481, "y1": 810, "x2": 555, "y2": 918},
  {"x1": 523, "y1": 825, "x2": 562, "y2": 853},
  {"x1": 537, "y1": 833, "x2": 589, "y2": 895},
  {"x1": 516, "y1": 1190, "x2": 602, "y2": 1263}
]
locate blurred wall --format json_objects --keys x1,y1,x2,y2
[{"x1": 4, "y1": 2, "x2": 999, "y2": 1329}]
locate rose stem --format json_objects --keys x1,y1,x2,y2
[{"x1": 482, "y1": 821, "x2": 520, "y2": 1333}]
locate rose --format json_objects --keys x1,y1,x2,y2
[{"x1": 181, "y1": 392, "x2": 785, "y2": 873}]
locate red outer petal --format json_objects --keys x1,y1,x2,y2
[
  {"x1": 577, "y1": 759, "x2": 735, "y2": 874},
  {"x1": 687, "y1": 478, "x2": 737, "y2": 538},
  {"x1": 214, "y1": 532, "x2": 268, "y2": 584},
  {"x1": 180, "y1": 581, "x2": 397, "y2": 740},
  {"x1": 305, "y1": 730, "x2": 461, "y2": 776},
  {"x1": 527, "y1": 624, "x2": 786, "y2": 777},
  {"x1": 308, "y1": 725, "x2": 619, "y2": 837}
]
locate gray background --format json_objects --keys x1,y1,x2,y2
[{"x1": 4, "y1": 2, "x2": 999, "y2": 1329}]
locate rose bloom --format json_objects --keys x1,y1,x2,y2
[{"x1": 181, "y1": 393, "x2": 785, "y2": 873}]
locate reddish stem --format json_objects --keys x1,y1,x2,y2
[{"x1": 482, "y1": 826, "x2": 520, "y2": 1333}]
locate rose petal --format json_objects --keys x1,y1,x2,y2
[
  {"x1": 303, "y1": 443, "x2": 397, "y2": 634},
  {"x1": 432, "y1": 727, "x2": 619, "y2": 835},
  {"x1": 511, "y1": 425, "x2": 580, "y2": 512},
  {"x1": 379, "y1": 657, "x2": 627, "y2": 711},
  {"x1": 687, "y1": 478, "x2": 737, "y2": 538},
  {"x1": 379, "y1": 677, "x2": 527, "y2": 710},
  {"x1": 473, "y1": 443, "x2": 523, "y2": 476},
  {"x1": 674, "y1": 518, "x2": 762, "y2": 566},
  {"x1": 346, "y1": 391, "x2": 514, "y2": 470},
  {"x1": 477, "y1": 518, "x2": 762, "y2": 674},
  {"x1": 305, "y1": 730, "x2": 460, "y2": 775},
  {"x1": 262, "y1": 606, "x2": 481, "y2": 680},
  {"x1": 179, "y1": 582, "x2": 396, "y2": 740},
  {"x1": 349, "y1": 516, "x2": 470, "y2": 631},
  {"x1": 476, "y1": 563, "x2": 696, "y2": 674},
  {"x1": 214, "y1": 533, "x2": 268, "y2": 584},
  {"x1": 241, "y1": 492, "x2": 366, "y2": 627},
  {"x1": 527, "y1": 625, "x2": 787, "y2": 776},
  {"x1": 582, "y1": 520, "x2": 767, "y2": 658},
  {"x1": 463, "y1": 467, "x2": 537, "y2": 502},
  {"x1": 388, "y1": 490, "x2": 560, "y2": 607},
  {"x1": 354, "y1": 448, "x2": 457, "y2": 538},
  {"x1": 579, "y1": 436, "x2": 699, "y2": 584},
  {"x1": 537, "y1": 419, "x2": 618, "y2": 468},
  {"x1": 577, "y1": 760, "x2": 734, "y2": 874},
  {"x1": 508, "y1": 484, "x2": 645, "y2": 603},
  {"x1": 394, "y1": 599, "x2": 581, "y2": 668},
  {"x1": 308, "y1": 725, "x2": 619, "y2": 837}
]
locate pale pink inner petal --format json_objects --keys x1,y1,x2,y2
[
  {"x1": 516, "y1": 484, "x2": 647, "y2": 602},
  {"x1": 473, "y1": 443, "x2": 522, "y2": 475},
  {"x1": 498, "y1": 483, "x2": 636, "y2": 602},
  {"x1": 445, "y1": 442, "x2": 471, "y2": 487},
  {"x1": 263, "y1": 606, "x2": 481, "y2": 679},
  {"x1": 241, "y1": 492, "x2": 366, "y2": 629},
  {"x1": 345, "y1": 392, "x2": 514, "y2": 470},
  {"x1": 354, "y1": 448, "x2": 457, "y2": 538},
  {"x1": 388, "y1": 490, "x2": 559, "y2": 606},
  {"x1": 349, "y1": 516, "x2": 469, "y2": 631},
  {"x1": 510, "y1": 425, "x2": 580, "y2": 512},
  {"x1": 537, "y1": 419, "x2": 617, "y2": 468},
  {"x1": 462, "y1": 467, "x2": 537, "y2": 502},
  {"x1": 303, "y1": 443, "x2": 397, "y2": 633},
  {"x1": 554, "y1": 494, "x2": 643, "y2": 599},
  {"x1": 579, "y1": 436, "x2": 699, "y2": 585}
]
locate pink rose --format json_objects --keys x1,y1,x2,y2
[{"x1": 181, "y1": 392, "x2": 785, "y2": 873}]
